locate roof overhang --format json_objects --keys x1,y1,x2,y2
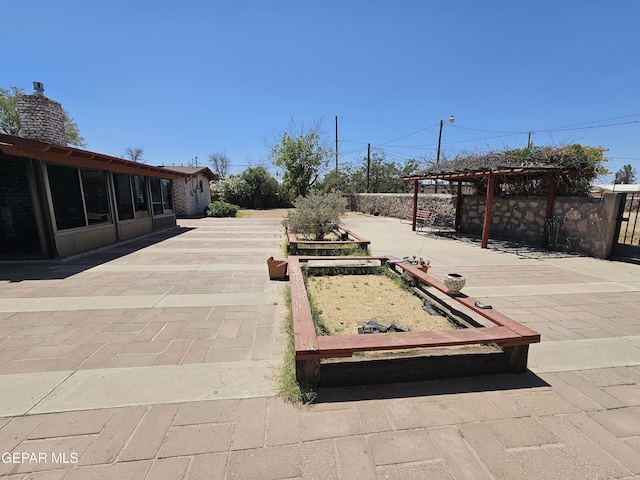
[{"x1": 0, "y1": 134, "x2": 183, "y2": 179}]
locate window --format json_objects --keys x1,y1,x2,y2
[
  {"x1": 113, "y1": 173, "x2": 134, "y2": 220},
  {"x1": 161, "y1": 179, "x2": 173, "y2": 212},
  {"x1": 80, "y1": 169, "x2": 111, "y2": 225},
  {"x1": 47, "y1": 164, "x2": 86, "y2": 230},
  {"x1": 47, "y1": 164, "x2": 113, "y2": 230},
  {"x1": 132, "y1": 175, "x2": 148, "y2": 213},
  {"x1": 150, "y1": 178, "x2": 173, "y2": 215}
]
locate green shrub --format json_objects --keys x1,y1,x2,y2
[
  {"x1": 205, "y1": 201, "x2": 238, "y2": 217},
  {"x1": 288, "y1": 190, "x2": 347, "y2": 241}
]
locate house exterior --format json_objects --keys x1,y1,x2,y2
[
  {"x1": 0, "y1": 133, "x2": 185, "y2": 260},
  {"x1": 0, "y1": 85, "x2": 192, "y2": 260},
  {"x1": 161, "y1": 166, "x2": 218, "y2": 218}
]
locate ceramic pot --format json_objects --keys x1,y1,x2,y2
[{"x1": 443, "y1": 273, "x2": 465, "y2": 294}]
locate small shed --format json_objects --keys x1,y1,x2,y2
[{"x1": 161, "y1": 166, "x2": 219, "y2": 218}]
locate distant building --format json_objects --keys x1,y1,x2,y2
[{"x1": 161, "y1": 166, "x2": 218, "y2": 218}]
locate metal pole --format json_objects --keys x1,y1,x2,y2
[
  {"x1": 335, "y1": 116, "x2": 339, "y2": 171},
  {"x1": 436, "y1": 119, "x2": 444, "y2": 163},
  {"x1": 434, "y1": 119, "x2": 444, "y2": 194},
  {"x1": 366, "y1": 143, "x2": 371, "y2": 192}
]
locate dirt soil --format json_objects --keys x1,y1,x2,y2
[{"x1": 306, "y1": 274, "x2": 457, "y2": 336}]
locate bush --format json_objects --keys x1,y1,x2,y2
[
  {"x1": 211, "y1": 176, "x2": 251, "y2": 206},
  {"x1": 205, "y1": 201, "x2": 238, "y2": 217},
  {"x1": 288, "y1": 190, "x2": 347, "y2": 241}
]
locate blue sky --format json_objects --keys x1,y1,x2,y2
[{"x1": 3, "y1": 0, "x2": 639, "y2": 182}]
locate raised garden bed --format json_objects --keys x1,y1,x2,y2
[
  {"x1": 289, "y1": 255, "x2": 540, "y2": 387},
  {"x1": 287, "y1": 225, "x2": 370, "y2": 255}
]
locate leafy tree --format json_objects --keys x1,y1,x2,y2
[
  {"x1": 123, "y1": 146, "x2": 145, "y2": 162},
  {"x1": 0, "y1": 85, "x2": 86, "y2": 147},
  {"x1": 288, "y1": 190, "x2": 347, "y2": 240},
  {"x1": 0, "y1": 86, "x2": 21, "y2": 135},
  {"x1": 241, "y1": 166, "x2": 280, "y2": 208},
  {"x1": 211, "y1": 166, "x2": 281, "y2": 208},
  {"x1": 269, "y1": 119, "x2": 332, "y2": 202},
  {"x1": 208, "y1": 152, "x2": 230, "y2": 179},
  {"x1": 316, "y1": 153, "x2": 417, "y2": 194},
  {"x1": 614, "y1": 164, "x2": 637, "y2": 184},
  {"x1": 211, "y1": 175, "x2": 252, "y2": 206},
  {"x1": 316, "y1": 167, "x2": 356, "y2": 194}
]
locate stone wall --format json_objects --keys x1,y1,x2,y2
[
  {"x1": 350, "y1": 192, "x2": 623, "y2": 258},
  {"x1": 17, "y1": 93, "x2": 66, "y2": 145},
  {"x1": 349, "y1": 193, "x2": 453, "y2": 220}
]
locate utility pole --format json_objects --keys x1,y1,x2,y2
[
  {"x1": 335, "y1": 116, "x2": 339, "y2": 171},
  {"x1": 527, "y1": 131, "x2": 533, "y2": 148},
  {"x1": 366, "y1": 143, "x2": 371, "y2": 193}
]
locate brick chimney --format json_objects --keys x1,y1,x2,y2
[{"x1": 17, "y1": 82, "x2": 66, "y2": 146}]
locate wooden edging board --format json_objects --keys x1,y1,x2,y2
[
  {"x1": 289, "y1": 255, "x2": 541, "y2": 385},
  {"x1": 287, "y1": 226, "x2": 370, "y2": 254}
]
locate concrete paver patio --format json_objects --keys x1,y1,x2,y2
[{"x1": 1, "y1": 212, "x2": 639, "y2": 479}]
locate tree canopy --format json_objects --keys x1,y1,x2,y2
[
  {"x1": 316, "y1": 151, "x2": 418, "y2": 194},
  {"x1": 123, "y1": 146, "x2": 145, "y2": 162},
  {"x1": 614, "y1": 164, "x2": 637, "y2": 184},
  {"x1": 211, "y1": 166, "x2": 281, "y2": 208},
  {"x1": 269, "y1": 119, "x2": 332, "y2": 202},
  {"x1": 208, "y1": 152, "x2": 230, "y2": 179},
  {"x1": 0, "y1": 85, "x2": 86, "y2": 147}
]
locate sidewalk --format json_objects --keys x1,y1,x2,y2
[{"x1": 1, "y1": 213, "x2": 639, "y2": 479}]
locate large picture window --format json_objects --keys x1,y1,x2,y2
[
  {"x1": 48, "y1": 164, "x2": 87, "y2": 230},
  {"x1": 80, "y1": 169, "x2": 111, "y2": 225},
  {"x1": 132, "y1": 175, "x2": 148, "y2": 213},
  {"x1": 150, "y1": 178, "x2": 173, "y2": 215},
  {"x1": 47, "y1": 164, "x2": 112, "y2": 230},
  {"x1": 113, "y1": 173, "x2": 134, "y2": 221}
]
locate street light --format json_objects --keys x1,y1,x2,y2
[
  {"x1": 436, "y1": 115, "x2": 455, "y2": 164},
  {"x1": 434, "y1": 115, "x2": 454, "y2": 194}
]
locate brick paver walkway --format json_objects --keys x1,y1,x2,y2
[{"x1": 1, "y1": 214, "x2": 639, "y2": 479}]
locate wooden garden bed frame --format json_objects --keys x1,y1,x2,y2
[
  {"x1": 289, "y1": 255, "x2": 540, "y2": 386},
  {"x1": 287, "y1": 225, "x2": 370, "y2": 254}
]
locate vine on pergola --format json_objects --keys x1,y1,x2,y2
[{"x1": 417, "y1": 144, "x2": 609, "y2": 197}]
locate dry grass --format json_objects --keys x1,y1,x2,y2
[{"x1": 305, "y1": 274, "x2": 456, "y2": 335}]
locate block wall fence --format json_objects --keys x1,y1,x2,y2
[{"x1": 349, "y1": 192, "x2": 623, "y2": 259}]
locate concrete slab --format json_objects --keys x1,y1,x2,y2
[
  {"x1": 0, "y1": 291, "x2": 281, "y2": 312},
  {"x1": 529, "y1": 335, "x2": 640, "y2": 373},
  {"x1": 464, "y1": 281, "x2": 638, "y2": 298},
  {"x1": 155, "y1": 292, "x2": 282, "y2": 308},
  {"x1": 0, "y1": 295, "x2": 164, "y2": 312},
  {"x1": 0, "y1": 371, "x2": 73, "y2": 417},
  {"x1": 29, "y1": 361, "x2": 277, "y2": 414}
]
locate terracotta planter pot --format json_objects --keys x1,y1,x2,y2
[{"x1": 267, "y1": 257, "x2": 288, "y2": 280}]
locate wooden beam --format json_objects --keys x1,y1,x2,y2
[
  {"x1": 411, "y1": 179, "x2": 418, "y2": 231},
  {"x1": 481, "y1": 173, "x2": 495, "y2": 248},
  {"x1": 543, "y1": 175, "x2": 557, "y2": 247},
  {"x1": 454, "y1": 181, "x2": 463, "y2": 231},
  {"x1": 545, "y1": 175, "x2": 557, "y2": 220}
]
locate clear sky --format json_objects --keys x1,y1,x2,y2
[{"x1": 3, "y1": 0, "x2": 639, "y2": 182}]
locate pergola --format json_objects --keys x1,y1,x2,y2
[{"x1": 403, "y1": 166, "x2": 592, "y2": 248}]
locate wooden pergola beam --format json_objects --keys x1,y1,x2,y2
[{"x1": 481, "y1": 173, "x2": 495, "y2": 248}]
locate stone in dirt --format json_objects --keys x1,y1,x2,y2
[{"x1": 358, "y1": 319, "x2": 409, "y2": 334}]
